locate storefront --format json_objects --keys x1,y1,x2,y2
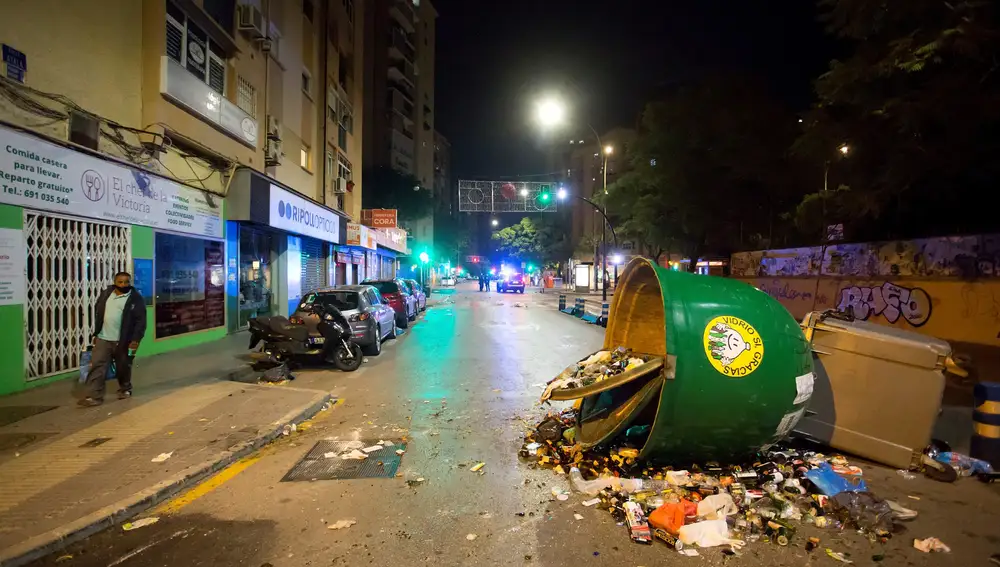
[
  {"x1": 344, "y1": 223, "x2": 377, "y2": 284},
  {"x1": 225, "y1": 169, "x2": 348, "y2": 330},
  {"x1": 372, "y1": 225, "x2": 408, "y2": 280},
  {"x1": 0, "y1": 124, "x2": 225, "y2": 394}
]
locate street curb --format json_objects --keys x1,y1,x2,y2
[{"x1": 0, "y1": 389, "x2": 334, "y2": 567}]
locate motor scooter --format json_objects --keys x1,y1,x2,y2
[{"x1": 248, "y1": 303, "x2": 363, "y2": 372}]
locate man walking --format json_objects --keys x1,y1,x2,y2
[{"x1": 79, "y1": 271, "x2": 146, "y2": 407}]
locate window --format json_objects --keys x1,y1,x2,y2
[
  {"x1": 338, "y1": 124, "x2": 347, "y2": 150},
  {"x1": 339, "y1": 98, "x2": 353, "y2": 134},
  {"x1": 301, "y1": 70, "x2": 311, "y2": 95},
  {"x1": 166, "y1": 1, "x2": 227, "y2": 95},
  {"x1": 300, "y1": 145, "x2": 311, "y2": 170},
  {"x1": 236, "y1": 76, "x2": 256, "y2": 116},
  {"x1": 267, "y1": 22, "x2": 282, "y2": 63},
  {"x1": 325, "y1": 149, "x2": 335, "y2": 179},
  {"x1": 344, "y1": 0, "x2": 355, "y2": 23},
  {"x1": 337, "y1": 153, "x2": 352, "y2": 181},
  {"x1": 203, "y1": 0, "x2": 236, "y2": 33},
  {"x1": 154, "y1": 233, "x2": 225, "y2": 338},
  {"x1": 303, "y1": 0, "x2": 314, "y2": 22}
]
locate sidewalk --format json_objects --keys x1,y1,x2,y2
[{"x1": 0, "y1": 333, "x2": 333, "y2": 566}]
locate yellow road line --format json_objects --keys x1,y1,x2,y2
[{"x1": 152, "y1": 454, "x2": 262, "y2": 516}]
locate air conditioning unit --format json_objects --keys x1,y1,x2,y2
[
  {"x1": 260, "y1": 38, "x2": 274, "y2": 53},
  {"x1": 238, "y1": 4, "x2": 266, "y2": 39},
  {"x1": 265, "y1": 139, "x2": 283, "y2": 166},
  {"x1": 333, "y1": 177, "x2": 348, "y2": 194},
  {"x1": 266, "y1": 115, "x2": 281, "y2": 140}
]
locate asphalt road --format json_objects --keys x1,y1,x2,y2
[{"x1": 26, "y1": 284, "x2": 1000, "y2": 567}]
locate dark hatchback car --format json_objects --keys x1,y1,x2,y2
[
  {"x1": 363, "y1": 279, "x2": 417, "y2": 328},
  {"x1": 293, "y1": 286, "x2": 397, "y2": 355},
  {"x1": 497, "y1": 272, "x2": 526, "y2": 293},
  {"x1": 403, "y1": 279, "x2": 426, "y2": 312}
]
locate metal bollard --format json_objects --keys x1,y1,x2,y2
[
  {"x1": 971, "y1": 382, "x2": 1000, "y2": 470},
  {"x1": 558, "y1": 294, "x2": 567, "y2": 312},
  {"x1": 573, "y1": 297, "x2": 585, "y2": 317},
  {"x1": 598, "y1": 302, "x2": 610, "y2": 327}
]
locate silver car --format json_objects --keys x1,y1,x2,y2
[{"x1": 295, "y1": 285, "x2": 398, "y2": 356}]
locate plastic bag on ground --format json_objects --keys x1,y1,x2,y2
[
  {"x1": 697, "y1": 494, "x2": 738, "y2": 520},
  {"x1": 828, "y1": 491, "x2": 893, "y2": 533},
  {"x1": 934, "y1": 451, "x2": 994, "y2": 476},
  {"x1": 678, "y1": 519, "x2": 745, "y2": 549},
  {"x1": 804, "y1": 462, "x2": 868, "y2": 496},
  {"x1": 649, "y1": 502, "x2": 686, "y2": 535},
  {"x1": 568, "y1": 467, "x2": 668, "y2": 496}
]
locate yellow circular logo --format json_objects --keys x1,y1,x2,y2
[{"x1": 704, "y1": 315, "x2": 764, "y2": 377}]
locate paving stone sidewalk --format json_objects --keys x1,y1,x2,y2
[{"x1": 0, "y1": 334, "x2": 332, "y2": 566}]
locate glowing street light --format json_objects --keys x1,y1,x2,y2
[
  {"x1": 536, "y1": 98, "x2": 565, "y2": 128},
  {"x1": 611, "y1": 254, "x2": 623, "y2": 265},
  {"x1": 838, "y1": 144, "x2": 850, "y2": 156},
  {"x1": 491, "y1": 218, "x2": 499, "y2": 227},
  {"x1": 604, "y1": 145, "x2": 614, "y2": 155},
  {"x1": 556, "y1": 187, "x2": 568, "y2": 200},
  {"x1": 519, "y1": 188, "x2": 528, "y2": 197}
]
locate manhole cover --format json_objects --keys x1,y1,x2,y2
[
  {"x1": 282, "y1": 440, "x2": 405, "y2": 482},
  {"x1": 0, "y1": 432, "x2": 57, "y2": 452},
  {"x1": 0, "y1": 405, "x2": 58, "y2": 427},
  {"x1": 79, "y1": 437, "x2": 112, "y2": 448}
]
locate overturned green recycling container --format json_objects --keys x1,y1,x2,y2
[{"x1": 550, "y1": 258, "x2": 814, "y2": 463}]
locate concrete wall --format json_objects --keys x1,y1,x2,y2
[{"x1": 733, "y1": 234, "x2": 1000, "y2": 383}]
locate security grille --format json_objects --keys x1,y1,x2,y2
[
  {"x1": 301, "y1": 238, "x2": 326, "y2": 293},
  {"x1": 23, "y1": 212, "x2": 131, "y2": 381},
  {"x1": 458, "y1": 180, "x2": 560, "y2": 213}
]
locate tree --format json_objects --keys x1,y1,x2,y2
[
  {"x1": 493, "y1": 217, "x2": 541, "y2": 261},
  {"x1": 605, "y1": 76, "x2": 803, "y2": 267},
  {"x1": 361, "y1": 165, "x2": 433, "y2": 223},
  {"x1": 794, "y1": 0, "x2": 1000, "y2": 239}
]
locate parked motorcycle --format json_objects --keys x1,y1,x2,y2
[{"x1": 248, "y1": 303, "x2": 363, "y2": 372}]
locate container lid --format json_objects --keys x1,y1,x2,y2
[{"x1": 802, "y1": 311, "x2": 951, "y2": 367}]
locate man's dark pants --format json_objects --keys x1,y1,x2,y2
[{"x1": 86, "y1": 338, "x2": 133, "y2": 401}]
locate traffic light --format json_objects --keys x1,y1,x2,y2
[{"x1": 536, "y1": 184, "x2": 552, "y2": 207}]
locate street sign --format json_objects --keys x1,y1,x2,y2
[{"x1": 2, "y1": 44, "x2": 26, "y2": 83}]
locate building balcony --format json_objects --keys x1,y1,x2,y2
[
  {"x1": 388, "y1": 28, "x2": 416, "y2": 62},
  {"x1": 389, "y1": 79, "x2": 414, "y2": 104},
  {"x1": 388, "y1": 60, "x2": 415, "y2": 89},
  {"x1": 158, "y1": 56, "x2": 257, "y2": 149},
  {"x1": 391, "y1": 114, "x2": 415, "y2": 139},
  {"x1": 391, "y1": 128, "x2": 415, "y2": 158},
  {"x1": 389, "y1": 0, "x2": 416, "y2": 34},
  {"x1": 388, "y1": 90, "x2": 414, "y2": 123}
]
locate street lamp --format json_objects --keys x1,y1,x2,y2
[
  {"x1": 519, "y1": 188, "x2": 529, "y2": 197},
  {"x1": 556, "y1": 187, "x2": 567, "y2": 200},
  {"x1": 534, "y1": 95, "x2": 614, "y2": 301},
  {"x1": 824, "y1": 143, "x2": 851, "y2": 192},
  {"x1": 491, "y1": 218, "x2": 499, "y2": 227},
  {"x1": 419, "y1": 251, "x2": 430, "y2": 288}
]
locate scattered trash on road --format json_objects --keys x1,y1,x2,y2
[
  {"x1": 150, "y1": 452, "x2": 173, "y2": 463},
  {"x1": 122, "y1": 517, "x2": 159, "y2": 531},
  {"x1": 470, "y1": 462, "x2": 485, "y2": 472},
  {"x1": 582, "y1": 498, "x2": 601, "y2": 507},
  {"x1": 281, "y1": 423, "x2": 297, "y2": 436},
  {"x1": 896, "y1": 469, "x2": 916, "y2": 480},
  {"x1": 328, "y1": 520, "x2": 356, "y2": 530},
  {"x1": 323, "y1": 452, "x2": 338, "y2": 459},
  {"x1": 395, "y1": 449, "x2": 406, "y2": 455},
  {"x1": 540, "y1": 348, "x2": 649, "y2": 402},
  {"x1": 466, "y1": 533, "x2": 477, "y2": 541},
  {"x1": 574, "y1": 513, "x2": 584, "y2": 520},
  {"x1": 341, "y1": 449, "x2": 368, "y2": 460},
  {"x1": 362, "y1": 445, "x2": 384, "y2": 453},
  {"x1": 551, "y1": 486, "x2": 570, "y2": 501},
  {"x1": 913, "y1": 537, "x2": 951, "y2": 553},
  {"x1": 825, "y1": 548, "x2": 853, "y2": 563}
]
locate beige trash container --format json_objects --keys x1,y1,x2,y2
[{"x1": 796, "y1": 311, "x2": 955, "y2": 470}]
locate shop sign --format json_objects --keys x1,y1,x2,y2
[
  {"x1": 374, "y1": 226, "x2": 408, "y2": 253},
  {"x1": 0, "y1": 125, "x2": 223, "y2": 238},
  {"x1": 363, "y1": 208, "x2": 397, "y2": 228},
  {"x1": 336, "y1": 251, "x2": 350, "y2": 264},
  {"x1": 351, "y1": 252, "x2": 364, "y2": 265},
  {"x1": 268, "y1": 184, "x2": 340, "y2": 244},
  {"x1": 346, "y1": 223, "x2": 376, "y2": 250}
]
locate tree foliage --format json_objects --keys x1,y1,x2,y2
[
  {"x1": 361, "y1": 165, "x2": 433, "y2": 222},
  {"x1": 604, "y1": 76, "x2": 803, "y2": 264},
  {"x1": 492, "y1": 216, "x2": 571, "y2": 267},
  {"x1": 794, "y1": 0, "x2": 1000, "y2": 239}
]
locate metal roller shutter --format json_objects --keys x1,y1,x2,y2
[{"x1": 301, "y1": 238, "x2": 327, "y2": 292}]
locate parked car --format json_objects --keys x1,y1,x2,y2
[
  {"x1": 497, "y1": 272, "x2": 526, "y2": 293},
  {"x1": 364, "y1": 279, "x2": 417, "y2": 328},
  {"x1": 292, "y1": 286, "x2": 397, "y2": 356},
  {"x1": 441, "y1": 277, "x2": 456, "y2": 287},
  {"x1": 403, "y1": 279, "x2": 427, "y2": 312}
]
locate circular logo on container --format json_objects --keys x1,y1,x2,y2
[{"x1": 704, "y1": 315, "x2": 764, "y2": 377}]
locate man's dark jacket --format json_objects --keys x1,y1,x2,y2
[{"x1": 92, "y1": 286, "x2": 147, "y2": 346}]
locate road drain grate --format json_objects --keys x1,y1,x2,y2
[{"x1": 282, "y1": 440, "x2": 405, "y2": 481}]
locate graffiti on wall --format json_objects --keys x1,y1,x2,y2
[
  {"x1": 836, "y1": 282, "x2": 932, "y2": 327},
  {"x1": 732, "y1": 234, "x2": 1000, "y2": 279}
]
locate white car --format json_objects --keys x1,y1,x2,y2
[{"x1": 441, "y1": 277, "x2": 456, "y2": 287}]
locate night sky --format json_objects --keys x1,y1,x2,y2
[{"x1": 432, "y1": 0, "x2": 840, "y2": 179}]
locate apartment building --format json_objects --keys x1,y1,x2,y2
[
  {"x1": 433, "y1": 130, "x2": 451, "y2": 214},
  {"x1": 0, "y1": 0, "x2": 403, "y2": 395},
  {"x1": 362, "y1": 0, "x2": 436, "y2": 250}
]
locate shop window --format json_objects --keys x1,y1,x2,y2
[
  {"x1": 236, "y1": 75, "x2": 257, "y2": 116},
  {"x1": 154, "y1": 233, "x2": 225, "y2": 338},
  {"x1": 166, "y1": 0, "x2": 227, "y2": 96},
  {"x1": 239, "y1": 228, "x2": 275, "y2": 328}
]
